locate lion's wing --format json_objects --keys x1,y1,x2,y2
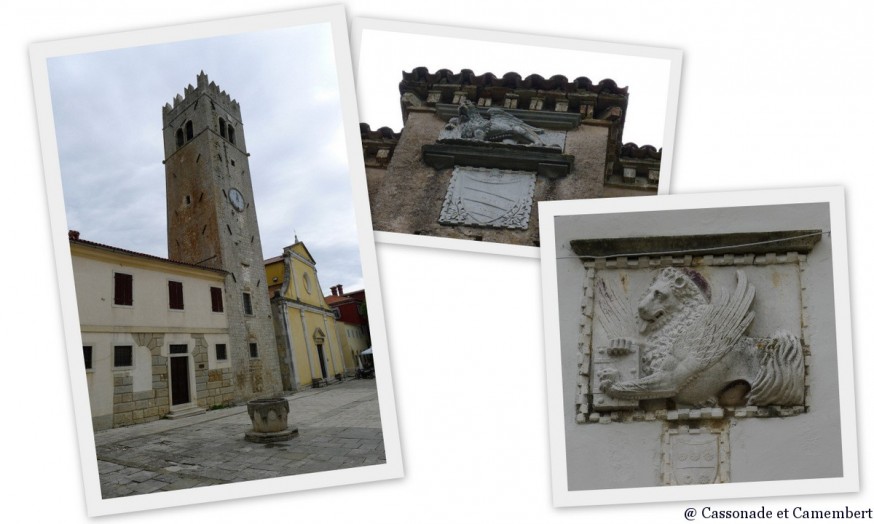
[
  {"x1": 594, "y1": 276, "x2": 636, "y2": 340},
  {"x1": 676, "y1": 270, "x2": 755, "y2": 377},
  {"x1": 486, "y1": 107, "x2": 544, "y2": 133}
]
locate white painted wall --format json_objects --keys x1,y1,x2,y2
[{"x1": 71, "y1": 247, "x2": 229, "y2": 331}]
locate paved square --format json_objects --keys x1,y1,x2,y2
[{"x1": 94, "y1": 379, "x2": 384, "y2": 498}]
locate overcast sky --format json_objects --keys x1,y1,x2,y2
[
  {"x1": 356, "y1": 27, "x2": 676, "y2": 148},
  {"x1": 47, "y1": 22, "x2": 364, "y2": 293}
]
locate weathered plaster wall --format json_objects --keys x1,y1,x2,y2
[{"x1": 553, "y1": 203, "x2": 841, "y2": 490}]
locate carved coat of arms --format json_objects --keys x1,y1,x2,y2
[
  {"x1": 439, "y1": 167, "x2": 536, "y2": 229},
  {"x1": 667, "y1": 432, "x2": 721, "y2": 485}
]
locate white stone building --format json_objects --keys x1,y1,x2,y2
[{"x1": 71, "y1": 232, "x2": 235, "y2": 430}]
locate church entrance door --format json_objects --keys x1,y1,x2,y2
[{"x1": 316, "y1": 343, "x2": 328, "y2": 379}]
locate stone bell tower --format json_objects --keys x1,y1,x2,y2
[{"x1": 162, "y1": 71, "x2": 282, "y2": 401}]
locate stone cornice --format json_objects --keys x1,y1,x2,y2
[
  {"x1": 570, "y1": 230, "x2": 823, "y2": 259},
  {"x1": 272, "y1": 296, "x2": 335, "y2": 317}
]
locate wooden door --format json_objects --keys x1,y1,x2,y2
[{"x1": 170, "y1": 355, "x2": 190, "y2": 405}]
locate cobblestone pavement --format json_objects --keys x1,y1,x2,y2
[{"x1": 95, "y1": 379, "x2": 384, "y2": 498}]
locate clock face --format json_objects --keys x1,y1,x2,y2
[{"x1": 229, "y1": 188, "x2": 245, "y2": 211}]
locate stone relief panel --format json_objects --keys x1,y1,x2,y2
[
  {"x1": 438, "y1": 101, "x2": 565, "y2": 150},
  {"x1": 439, "y1": 167, "x2": 536, "y2": 229},
  {"x1": 576, "y1": 250, "x2": 813, "y2": 425},
  {"x1": 422, "y1": 101, "x2": 576, "y2": 179},
  {"x1": 594, "y1": 267, "x2": 804, "y2": 410}
]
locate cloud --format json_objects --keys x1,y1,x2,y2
[{"x1": 47, "y1": 22, "x2": 364, "y2": 289}]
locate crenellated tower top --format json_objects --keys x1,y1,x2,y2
[
  {"x1": 161, "y1": 71, "x2": 247, "y2": 159},
  {"x1": 162, "y1": 71, "x2": 242, "y2": 122}
]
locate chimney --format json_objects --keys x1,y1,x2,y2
[
  {"x1": 68, "y1": 230, "x2": 80, "y2": 240},
  {"x1": 330, "y1": 286, "x2": 338, "y2": 296},
  {"x1": 337, "y1": 284, "x2": 344, "y2": 295}
]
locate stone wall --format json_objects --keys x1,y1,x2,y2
[
  {"x1": 368, "y1": 109, "x2": 610, "y2": 247},
  {"x1": 111, "y1": 333, "x2": 169, "y2": 427},
  {"x1": 106, "y1": 332, "x2": 235, "y2": 428},
  {"x1": 192, "y1": 334, "x2": 234, "y2": 409}
]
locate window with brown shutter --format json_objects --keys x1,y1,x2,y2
[
  {"x1": 169, "y1": 281, "x2": 184, "y2": 310},
  {"x1": 114, "y1": 273, "x2": 133, "y2": 306},
  {"x1": 210, "y1": 286, "x2": 223, "y2": 312}
]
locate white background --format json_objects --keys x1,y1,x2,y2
[{"x1": 4, "y1": 1, "x2": 872, "y2": 522}]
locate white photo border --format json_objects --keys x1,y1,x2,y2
[
  {"x1": 539, "y1": 187, "x2": 858, "y2": 507},
  {"x1": 30, "y1": 5, "x2": 403, "y2": 516}
]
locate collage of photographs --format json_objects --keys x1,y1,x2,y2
[{"x1": 7, "y1": 1, "x2": 871, "y2": 522}]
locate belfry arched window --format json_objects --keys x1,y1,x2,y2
[
  {"x1": 185, "y1": 120, "x2": 193, "y2": 140},
  {"x1": 175, "y1": 129, "x2": 184, "y2": 148},
  {"x1": 219, "y1": 118, "x2": 227, "y2": 138},
  {"x1": 227, "y1": 125, "x2": 236, "y2": 145}
]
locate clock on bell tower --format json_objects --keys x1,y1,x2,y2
[{"x1": 162, "y1": 71, "x2": 282, "y2": 401}]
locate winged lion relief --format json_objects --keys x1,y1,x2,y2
[{"x1": 592, "y1": 267, "x2": 805, "y2": 410}]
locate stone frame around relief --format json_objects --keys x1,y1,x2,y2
[{"x1": 573, "y1": 232, "x2": 818, "y2": 425}]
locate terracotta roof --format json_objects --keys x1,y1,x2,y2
[
  {"x1": 400, "y1": 67, "x2": 628, "y2": 95},
  {"x1": 620, "y1": 142, "x2": 662, "y2": 160},
  {"x1": 360, "y1": 123, "x2": 401, "y2": 140},
  {"x1": 68, "y1": 232, "x2": 227, "y2": 275},
  {"x1": 324, "y1": 287, "x2": 365, "y2": 305}
]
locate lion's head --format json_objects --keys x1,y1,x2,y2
[{"x1": 637, "y1": 267, "x2": 710, "y2": 330}]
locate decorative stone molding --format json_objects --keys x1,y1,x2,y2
[
  {"x1": 606, "y1": 142, "x2": 662, "y2": 191},
  {"x1": 360, "y1": 123, "x2": 400, "y2": 168}
]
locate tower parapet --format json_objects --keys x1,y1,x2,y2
[
  {"x1": 162, "y1": 71, "x2": 242, "y2": 122},
  {"x1": 161, "y1": 71, "x2": 247, "y2": 159}
]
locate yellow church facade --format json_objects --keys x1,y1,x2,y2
[{"x1": 266, "y1": 241, "x2": 348, "y2": 390}]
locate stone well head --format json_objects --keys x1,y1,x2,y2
[{"x1": 246, "y1": 397, "x2": 289, "y2": 434}]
